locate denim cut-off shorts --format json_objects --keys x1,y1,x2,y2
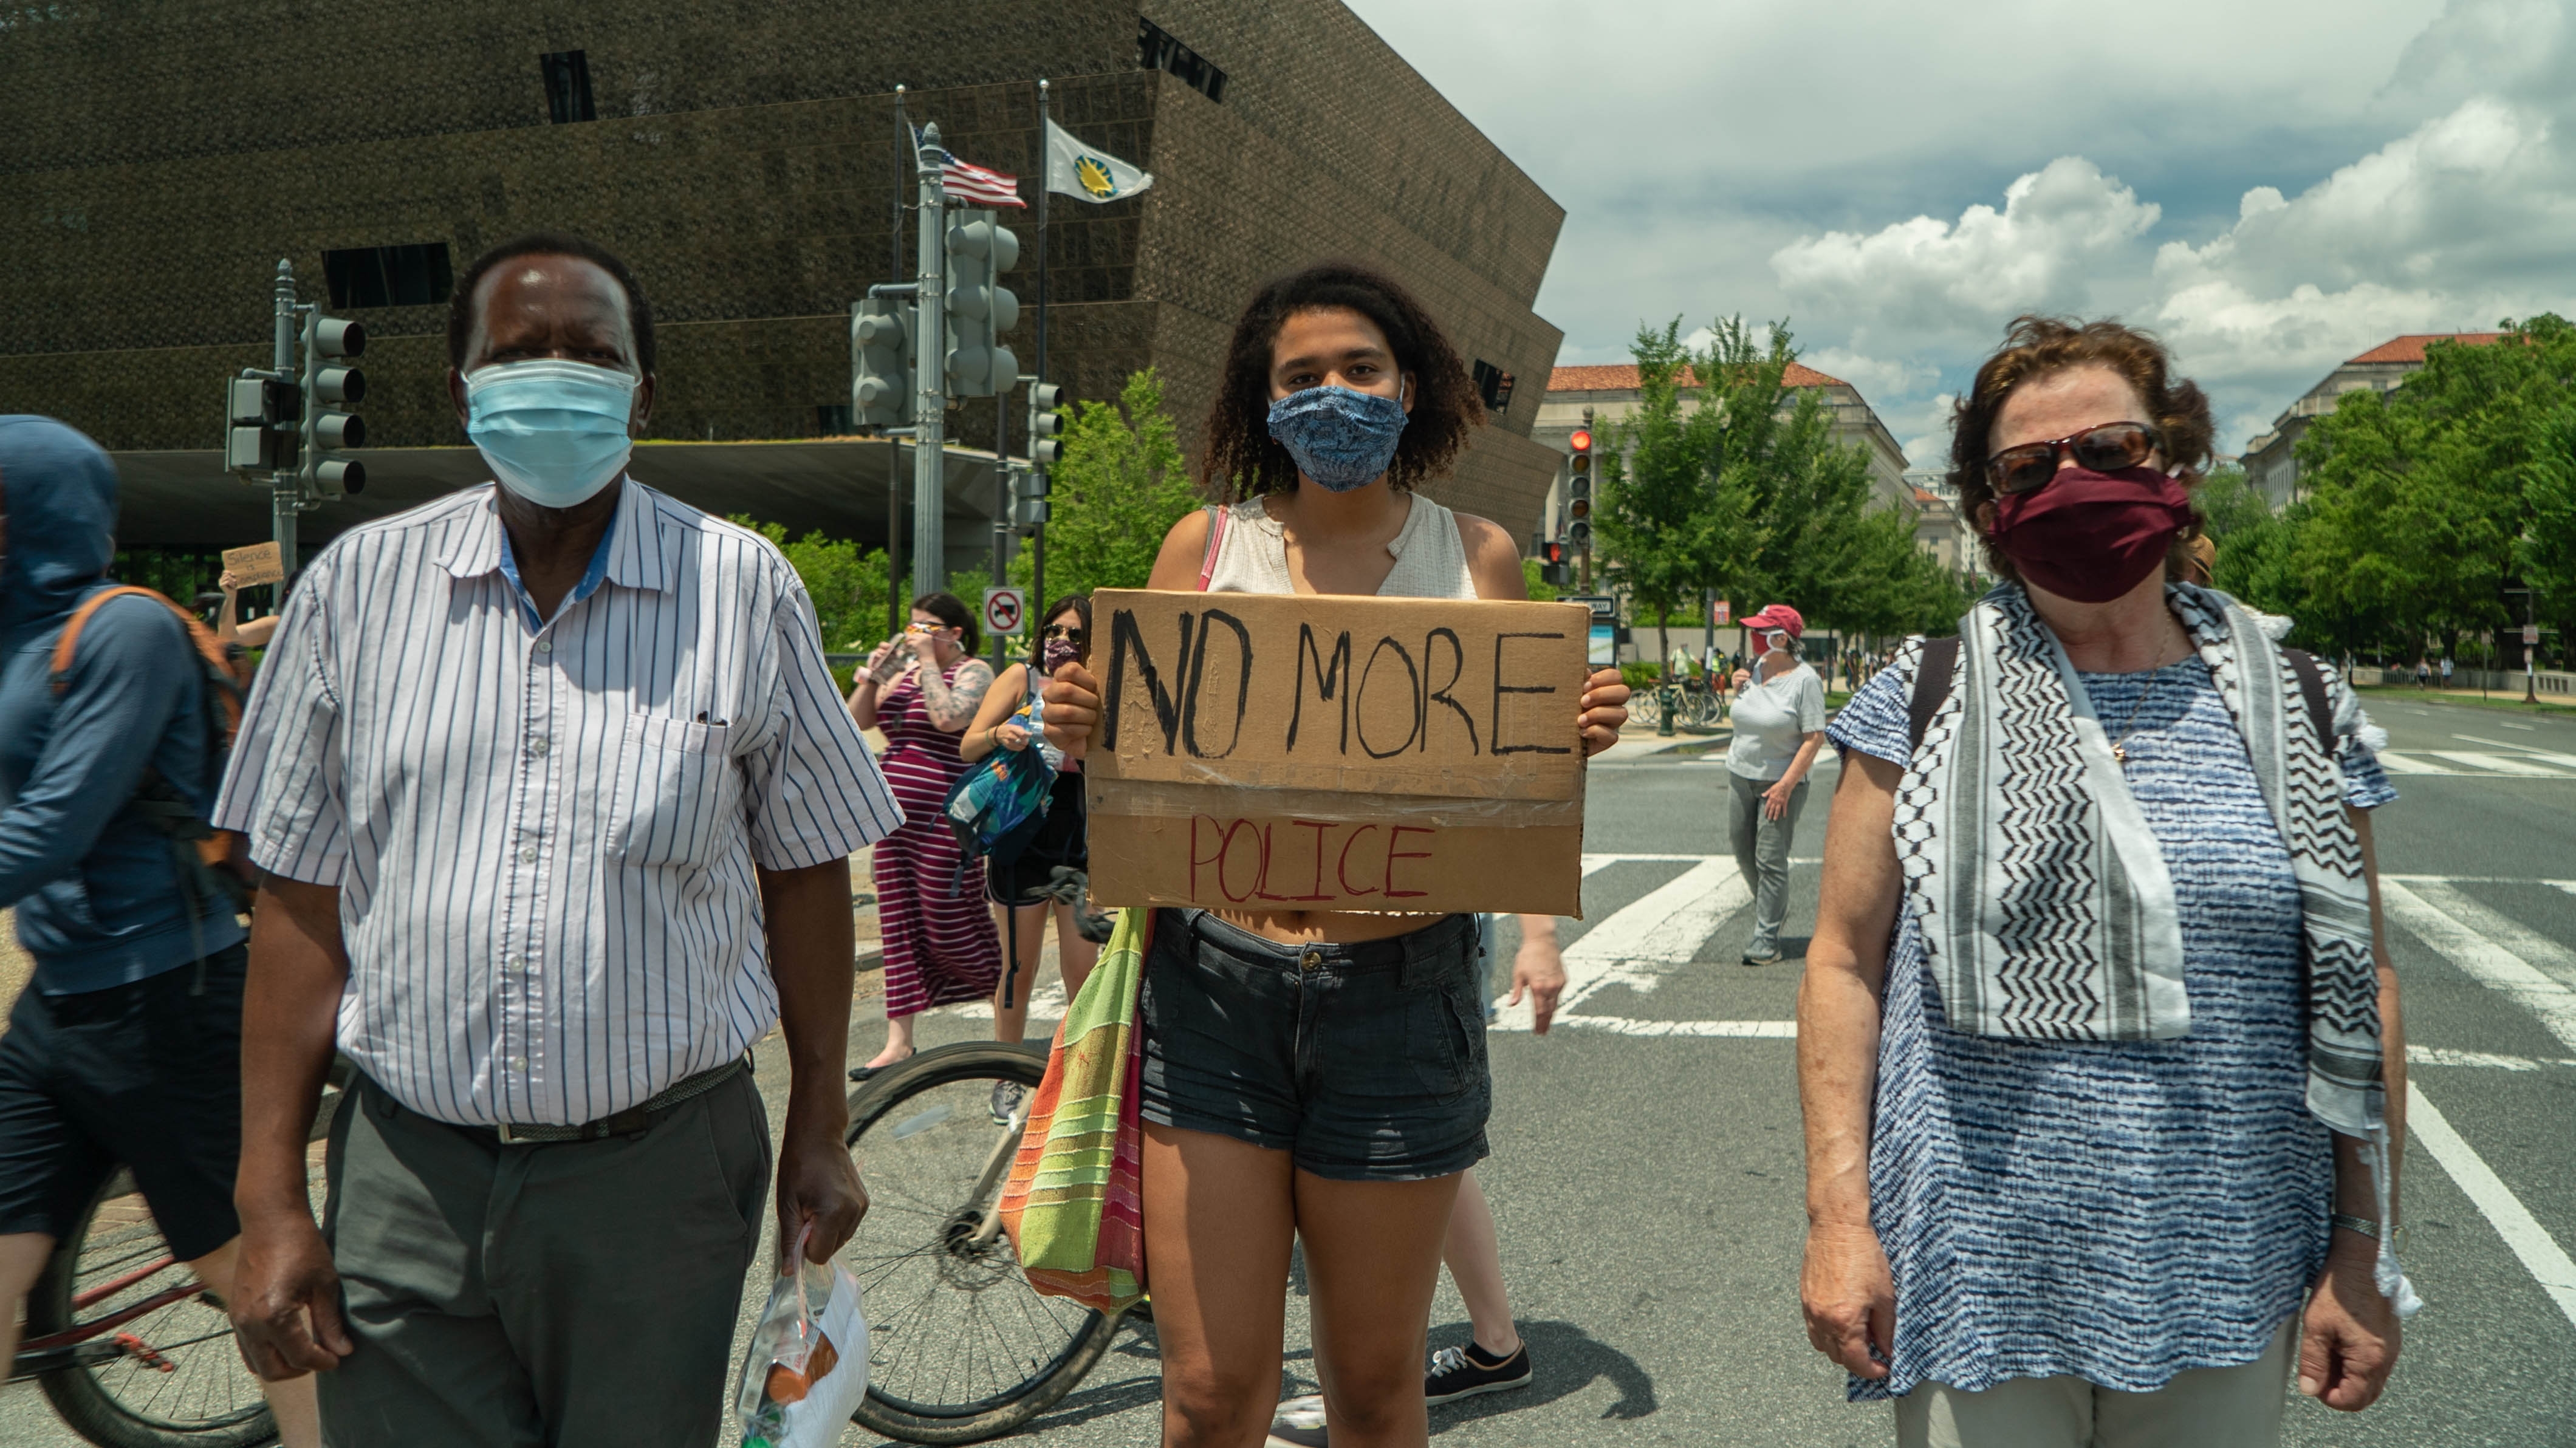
[{"x1": 1138, "y1": 910, "x2": 1491, "y2": 1181}]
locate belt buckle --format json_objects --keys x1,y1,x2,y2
[{"x1": 495, "y1": 1122, "x2": 536, "y2": 1144}]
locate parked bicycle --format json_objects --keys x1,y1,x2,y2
[
  {"x1": 7, "y1": 1157, "x2": 324, "y2": 1448},
  {"x1": 841, "y1": 1042, "x2": 1129, "y2": 1444}
]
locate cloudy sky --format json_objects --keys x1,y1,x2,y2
[{"x1": 1346, "y1": 0, "x2": 2576, "y2": 468}]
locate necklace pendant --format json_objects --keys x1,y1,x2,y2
[{"x1": 2113, "y1": 744, "x2": 2128, "y2": 764}]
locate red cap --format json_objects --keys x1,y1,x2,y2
[{"x1": 1742, "y1": 603, "x2": 1804, "y2": 639}]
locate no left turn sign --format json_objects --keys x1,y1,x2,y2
[{"x1": 983, "y1": 587, "x2": 1027, "y2": 637}]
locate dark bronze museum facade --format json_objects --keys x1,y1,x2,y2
[{"x1": 2, "y1": 1, "x2": 1567, "y2": 565}]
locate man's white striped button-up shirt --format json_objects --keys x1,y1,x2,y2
[{"x1": 213, "y1": 479, "x2": 903, "y2": 1126}]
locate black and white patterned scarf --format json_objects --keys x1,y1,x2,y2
[{"x1": 1896, "y1": 581, "x2": 2418, "y2": 1308}]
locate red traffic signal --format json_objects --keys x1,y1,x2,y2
[
  {"x1": 1569, "y1": 428, "x2": 1592, "y2": 452},
  {"x1": 1541, "y1": 540, "x2": 1565, "y2": 564}
]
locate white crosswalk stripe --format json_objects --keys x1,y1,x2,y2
[
  {"x1": 2379, "y1": 880, "x2": 2576, "y2": 1051},
  {"x1": 2374, "y1": 749, "x2": 2576, "y2": 776},
  {"x1": 1493, "y1": 857, "x2": 1747, "y2": 1032},
  {"x1": 2408, "y1": 1082, "x2": 2576, "y2": 1330}
]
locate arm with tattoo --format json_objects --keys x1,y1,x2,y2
[{"x1": 918, "y1": 658, "x2": 993, "y2": 733}]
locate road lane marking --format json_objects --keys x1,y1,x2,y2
[
  {"x1": 2407, "y1": 1046, "x2": 2576, "y2": 1070},
  {"x1": 1496, "y1": 857, "x2": 1748, "y2": 1031},
  {"x1": 2428, "y1": 751, "x2": 2573, "y2": 777},
  {"x1": 2408, "y1": 1081, "x2": 2576, "y2": 1331},
  {"x1": 2371, "y1": 751, "x2": 2454, "y2": 773},
  {"x1": 2452, "y1": 733, "x2": 2576, "y2": 768},
  {"x1": 1555, "y1": 1015, "x2": 1796, "y2": 1037},
  {"x1": 2400, "y1": 879, "x2": 2576, "y2": 992},
  {"x1": 2380, "y1": 880, "x2": 2576, "y2": 1051}
]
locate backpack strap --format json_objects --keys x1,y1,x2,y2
[
  {"x1": 51, "y1": 586, "x2": 244, "y2": 731},
  {"x1": 1196, "y1": 504, "x2": 1230, "y2": 592},
  {"x1": 1907, "y1": 636, "x2": 1960, "y2": 755},
  {"x1": 2282, "y1": 647, "x2": 2337, "y2": 758}
]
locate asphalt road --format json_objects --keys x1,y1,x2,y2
[{"x1": 1, "y1": 692, "x2": 2568, "y2": 1445}]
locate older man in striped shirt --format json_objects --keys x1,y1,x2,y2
[{"x1": 213, "y1": 234, "x2": 903, "y2": 1445}]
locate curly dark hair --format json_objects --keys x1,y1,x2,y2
[
  {"x1": 913, "y1": 590, "x2": 979, "y2": 658},
  {"x1": 446, "y1": 231, "x2": 657, "y2": 375},
  {"x1": 1947, "y1": 316, "x2": 2215, "y2": 583},
  {"x1": 1027, "y1": 593, "x2": 1091, "y2": 671},
  {"x1": 1199, "y1": 261, "x2": 1481, "y2": 499}
]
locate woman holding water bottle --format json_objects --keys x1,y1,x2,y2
[{"x1": 959, "y1": 595, "x2": 1105, "y2": 1057}]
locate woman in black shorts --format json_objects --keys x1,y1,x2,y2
[
  {"x1": 1040, "y1": 262, "x2": 1628, "y2": 1448},
  {"x1": 959, "y1": 595, "x2": 1100, "y2": 1049}
]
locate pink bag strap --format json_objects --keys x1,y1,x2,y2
[{"x1": 1196, "y1": 504, "x2": 1229, "y2": 592}]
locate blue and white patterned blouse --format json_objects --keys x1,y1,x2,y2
[{"x1": 1828, "y1": 646, "x2": 2396, "y2": 1400}]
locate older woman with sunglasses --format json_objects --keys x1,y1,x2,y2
[
  {"x1": 1798, "y1": 316, "x2": 2416, "y2": 1447},
  {"x1": 959, "y1": 595, "x2": 1104, "y2": 1054}
]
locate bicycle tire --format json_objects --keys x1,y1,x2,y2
[
  {"x1": 28, "y1": 1175, "x2": 276, "y2": 1448},
  {"x1": 1629, "y1": 689, "x2": 1664, "y2": 729},
  {"x1": 844, "y1": 1041, "x2": 1126, "y2": 1445}
]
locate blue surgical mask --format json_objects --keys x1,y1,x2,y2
[
  {"x1": 465, "y1": 358, "x2": 639, "y2": 509},
  {"x1": 1266, "y1": 384, "x2": 1408, "y2": 491}
]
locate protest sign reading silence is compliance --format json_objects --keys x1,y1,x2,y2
[
  {"x1": 1082, "y1": 589, "x2": 1591, "y2": 917},
  {"x1": 221, "y1": 541, "x2": 285, "y2": 588}
]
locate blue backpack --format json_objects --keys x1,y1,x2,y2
[{"x1": 940, "y1": 672, "x2": 1056, "y2": 884}]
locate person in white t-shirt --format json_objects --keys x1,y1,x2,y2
[{"x1": 1724, "y1": 604, "x2": 1827, "y2": 966}]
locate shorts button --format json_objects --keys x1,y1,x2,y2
[{"x1": 1300, "y1": 949, "x2": 1322, "y2": 972}]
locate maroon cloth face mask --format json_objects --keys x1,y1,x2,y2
[{"x1": 1987, "y1": 466, "x2": 2194, "y2": 603}]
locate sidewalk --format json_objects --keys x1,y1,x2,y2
[{"x1": 2355, "y1": 682, "x2": 2576, "y2": 711}]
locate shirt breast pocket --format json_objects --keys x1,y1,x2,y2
[{"x1": 613, "y1": 714, "x2": 740, "y2": 869}]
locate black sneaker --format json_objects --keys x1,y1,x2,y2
[{"x1": 1425, "y1": 1340, "x2": 1532, "y2": 1404}]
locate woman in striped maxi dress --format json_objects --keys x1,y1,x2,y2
[{"x1": 849, "y1": 592, "x2": 1000, "y2": 1073}]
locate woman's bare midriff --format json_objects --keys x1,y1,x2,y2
[{"x1": 1207, "y1": 907, "x2": 1451, "y2": 944}]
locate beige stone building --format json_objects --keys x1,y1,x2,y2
[{"x1": 2243, "y1": 332, "x2": 2504, "y2": 508}]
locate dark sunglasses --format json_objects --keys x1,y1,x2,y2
[
  {"x1": 1985, "y1": 421, "x2": 2160, "y2": 495},
  {"x1": 1040, "y1": 625, "x2": 1086, "y2": 643}
]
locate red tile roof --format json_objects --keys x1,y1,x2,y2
[
  {"x1": 2347, "y1": 332, "x2": 2506, "y2": 364},
  {"x1": 1548, "y1": 361, "x2": 1848, "y2": 392}
]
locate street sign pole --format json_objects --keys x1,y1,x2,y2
[
  {"x1": 911, "y1": 123, "x2": 948, "y2": 598},
  {"x1": 270, "y1": 260, "x2": 301, "y2": 582}
]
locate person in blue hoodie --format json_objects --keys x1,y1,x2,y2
[{"x1": 0, "y1": 415, "x2": 318, "y2": 1444}]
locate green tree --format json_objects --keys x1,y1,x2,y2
[
  {"x1": 1594, "y1": 321, "x2": 1753, "y2": 624},
  {"x1": 728, "y1": 516, "x2": 891, "y2": 661},
  {"x1": 2285, "y1": 320, "x2": 2576, "y2": 659},
  {"x1": 1013, "y1": 367, "x2": 1196, "y2": 604}
]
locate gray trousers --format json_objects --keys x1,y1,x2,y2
[
  {"x1": 1728, "y1": 771, "x2": 1808, "y2": 955},
  {"x1": 319, "y1": 1071, "x2": 771, "y2": 1447}
]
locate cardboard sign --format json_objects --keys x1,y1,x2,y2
[
  {"x1": 1083, "y1": 589, "x2": 1590, "y2": 916},
  {"x1": 221, "y1": 541, "x2": 284, "y2": 588}
]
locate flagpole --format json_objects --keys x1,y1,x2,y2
[
  {"x1": 888, "y1": 84, "x2": 911, "y2": 636},
  {"x1": 1032, "y1": 77, "x2": 1051, "y2": 617}
]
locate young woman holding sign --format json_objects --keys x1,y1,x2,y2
[{"x1": 1040, "y1": 262, "x2": 1628, "y2": 1448}]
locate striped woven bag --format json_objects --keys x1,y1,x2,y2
[{"x1": 996, "y1": 907, "x2": 1149, "y2": 1312}]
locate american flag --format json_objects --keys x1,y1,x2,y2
[{"x1": 939, "y1": 152, "x2": 1027, "y2": 209}]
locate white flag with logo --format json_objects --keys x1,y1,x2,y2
[{"x1": 1044, "y1": 118, "x2": 1154, "y2": 203}]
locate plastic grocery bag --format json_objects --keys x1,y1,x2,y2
[{"x1": 734, "y1": 1223, "x2": 869, "y2": 1448}]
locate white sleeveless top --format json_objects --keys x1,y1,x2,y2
[{"x1": 1202, "y1": 494, "x2": 1479, "y2": 600}]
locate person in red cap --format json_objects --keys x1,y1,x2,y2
[{"x1": 1725, "y1": 603, "x2": 1826, "y2": 965}]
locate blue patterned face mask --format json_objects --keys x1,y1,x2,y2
[
  {"x1": 1266, "y1": 384, "x2": 1409, "y2": 491},
  {"x1": 465, "y1": 358, "x2": 639, "y2": 510}
]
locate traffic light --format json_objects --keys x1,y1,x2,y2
[
  {"x1": 1028, "y1": 383, "x2": 1065, "y2": 466},
  {"x1": 851, "y1": 296, "x2": 914, "y2": 427},
  {"x1": 225, "y1": 375, "x2": 298, "y2": 474},
  {"x1": 944, "y1": 210, "x2": 1021, "y2": 397},
  {"x1": 299, "y1": 313, "x2": 367, "y2": 496},
  {"x1": 1013, "y1": 383, "x2": 1064, "y2": 531},
  {"x1": 1566, "y1": 423, "x2": 1594, "y2": 550},
  {"x1": 1538, "y1": 538, "x2": 1570, "y2": 588}
]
